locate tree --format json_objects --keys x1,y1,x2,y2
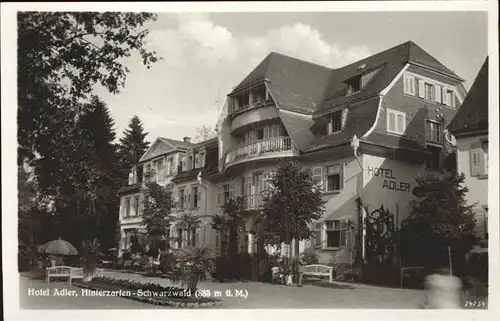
[
  {"x1": 193, "y1": 125, "x2": 217, "y2": 143},
  {"x1": 117, "y1": 115, "x2": 150, "y2": 182},
  {"x1": 32, "y1": 96, "x2": 121, "y2": 249},
  {"x1": 179, "y1": 213, "x2": 202, "y2": 246},
  {"x1": 401, "y1": 171, "x2": 477, "y2": 274},
  {"x1": 211, "y1": 196, "x2": 245, "y2": 258},
  {"x1": 142, "y1": 178, "x2": 176, "y2": 254},
  {"x1": 18, "y1": 12, "x2": 161, "y2": 164},
  {"x1": 260, "y1": 159, "x2": 325, "y2": 259}
]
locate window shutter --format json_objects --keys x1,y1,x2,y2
[
  {"x1": 448, "y1": 88, "x2": 455, "y2": 107},
  {"x1": 314, "y1": 222, "x2": 323, "y2": 247},
  {"x1": 181, "y1": 157, "x2": 185, "y2": 171},
  {"x1": 341, "y1": 163, "x2": 345, "y2": 189},
  {"x1": 341, "y1": 109, "x2": 348, "y2": 130},
  {"x1": 166, "y1": 160, "x2": 170, "y2": 176},
  {"x1": 404, "y1": 75, "x2": 415, "y2": 95},
  {"x1": 470, "y1": 141, "x2": 483, "y2": 176},
  {"x1": 418, "y1": 79, "x2": 425, "y2": 98},
  {"x1": 217, "y1": 185, "x2": 221, "y2": 205},
  {"x1": 442, "y1": 87, "x2": 448, "y2": 105},
  {"x1": 435, "y1": 85, "x2": 442, "y2": 103}
]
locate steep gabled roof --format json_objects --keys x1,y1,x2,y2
[
  {"x1": 229, "y1": 52, "x2": 332, "y2": 115},
  {"x1": 447, "y1": 57, "x2": 489, "y2": 135},
  {"x1": 317, "y1": 41, "x2": 462, "y2": 115},
  {"x1": 159, "y1": 137, "x2": 193, "y2": 150}
]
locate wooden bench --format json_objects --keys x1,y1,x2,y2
[
  {"x1": 46, "y1": 266, "x2": 104, "y2": 285},
  {"x1": 302, "y1": 264, "x2": 334, "y2": 283}
]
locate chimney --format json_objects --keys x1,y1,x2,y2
[{"x1": 183, "y1": 136, "x2": 191, "y2": 144}]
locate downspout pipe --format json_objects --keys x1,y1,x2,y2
[
  {"x1": 351, "y1": 135, "x2": 366, "y2": 267},
  {"x1": 197, "y1": 172, "x2": 209, "y2": 246}
]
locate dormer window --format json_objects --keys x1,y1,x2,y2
[
  {"x1": 236, "y1": 92, "x2": 250, "y2": 109},
  {"x1": 346, "y1": 76, "x2": 361, "y2": 95},
  {"x1": 327, "y1": 111, "x2": 342, "y2": 135},
  {"x1": 128, "y1": 166, "x2": 137, "y2": 185},
  {"x1": 253, "y1": 86, "x2": 267, "y2": 105}
]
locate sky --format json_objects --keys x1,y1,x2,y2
[{"x1": 95, "y1": 11, "x2": 488, "y2": 143}]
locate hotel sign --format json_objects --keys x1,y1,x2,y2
[{"x1": 367, "y1": 166, "x2": 411, "y2": 193}]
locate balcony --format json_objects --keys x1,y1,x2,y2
[
  {"x1": 229, "y1": 99, "x2": 274, "y2": 118},
  {"x1": 225, "y1": 136, "x2": 293, "y2": 167},
  {"x1": 242, "y1": 194, "x2": 263, "y2": 210}
]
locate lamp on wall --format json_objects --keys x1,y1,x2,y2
[{"x1": 351, "y1": 134, "x2": 363, "y2": 170}]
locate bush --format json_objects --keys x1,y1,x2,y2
[{"x1": 301, "y1": 248, "x2": 319, "y2": 265}]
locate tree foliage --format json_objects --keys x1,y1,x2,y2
[
  {"x1": 211, "y1": 196, "x2": 245, "y2": 258},
  {"x1": 18, "y1": 11, "x2": 161, "y2": 162},
  {"x1": 193, "y1": 125, "x2": 217, "y2": 143},
  {"x1": 142, "y1": 179, "x2": 176, "y2": 252},
  {"x1": 260, "y1": 159, "x2": 325, "y2": 247},
  {"x1": 401, "y1": 171, "x2": 477, "y2": 269},
  {"x1": 117, "y1": 115, "x2": 150, "y2": 182}
]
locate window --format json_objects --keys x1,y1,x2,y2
[
  {"x1": 386, "y1": 109, "x2": 406, "y2": 135},
  {"x1": 223, "y1": 183, "x2": 234, "y2": 202},
  {"x1": 144, "y1": 164, "x2": 152, "y2": 182},
  {"x1": 327, "y1": 111, "x2": 342, "y2": 134},
  {"x1": 425, "y1": 120, "x2": 443, "y2": 143},
  {"x1": 167, "y1": 158, "x2": 174, "y2": 175},
  {"x1": 177, "y1": 228, "x2": 183, "y2": 248},
  {"x1": 325, "y1": 165, "x2": 343, "y2": 192},
  {"x1": 154, "y1": 158, "x2": 165, "y2": 181},
  {"x1": 134, "y1": 196, "x2": 140, "y2": 216},
  {"x1": 178, "y1": 189, "x2": 185, "y2": 210},
  {"x1": 125, "y1": 198, "x2": 131, "y2": 217},
  {"x1": 236, "y1": 92, "x2": 249, "y2": 109},
  {"x1": 424, "y1": 83, "x2": 434, "y2": 101},
  {"x1": 218, "y1": 183, "x2": 234, "y2": 205},
  {"x1": 189, "y1": 228, "x2": 197, "y2": 246},
  {"x1": 470, "y1": 140, "x2": 488, "y2": 177},
  {"x1": 404, "y1": 74, "x2": 416, "y2": 95},
  {"x1": 128, "y1": 167, "x2": 137, "y2": 185},
  {"x1": 314, "y1": 222, "x2": 323, "y2": 247},
  {"x1": 253, "y1": 87, "x2": 267, "y2": 105},
  {"x1": 311, "y1": 167, "x2": 323, "y2": 189},
  {"x1": 192, "y1": 186, "x2": 199, "y2": 208},
  {"x1": 426, "y1": 145, "x2": 442, "y2": 170},
  {"x1": 443, "y1": 88, "x2": 455, "y2": 107},
  {"x1": 325, "y1": 220, "x2": 347, "y2": 248},
  {"x1": 346, "y1": 76, "x2": 361, "y2": 95}
]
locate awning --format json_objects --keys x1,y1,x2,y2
[{"x1": 323, "y1": 213, "x2": 354, "y2": 222}]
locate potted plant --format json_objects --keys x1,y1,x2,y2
[
  {"x1": 171, "y1": 246, "x2": 215, "y2": 293},
  {"x1": 81, "y1": 238, "x2": 102, "y2": 282}
]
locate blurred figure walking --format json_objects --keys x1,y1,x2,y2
[{"x1": 422, "y1": 267, "x2": 463, "y2": 309}]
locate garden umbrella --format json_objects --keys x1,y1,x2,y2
[{"x1": 39, "y1": 238, "x2": 78, "y2": 256}]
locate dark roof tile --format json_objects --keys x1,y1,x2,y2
[{"x1": 448, "y1": 57, "x2": 488, "y2": 135}]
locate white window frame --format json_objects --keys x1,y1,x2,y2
[
  {"x1": 327, "y1": 111, "x2": 342, "y2": 135},
  {"x1": 178, "y1": 189, "x2": 185, "y2": 210},
  {"x1": 125, "y1": 197, "x2": 131, "y2": 217},
  {"x1": 192, "y1": 185, "x2": 199, "y2": 208},
  {"x1": 324, "y1": 164, "x2": 344, "y2": 193},
  {"x1": 444, "y1": 88, "x2": 455, "y2": 107},
  {"x1": 425, "y1": 119, "x2": 443, "y2": 144},
  {"x1": 424, "y1": 82, "x2": 434, "y2": 101},
  {"x1": 324, "y1": 220, "x2": 348, "y2": 249},
  {"x1": 386, "y1": 109, "x2": 406, "y2": 135},
  {"x1": 134, "y1": 195, "x2": 140, "y2": 216},
  {"x1": 404, "y1": 74, "x2": 416, "y2": 95}
]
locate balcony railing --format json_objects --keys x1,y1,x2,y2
[
  {"x1": 242, "y1": 194, "x2": 263, "y2": 210},
  {"x1": 229, "y1": 99, "x2": 273, "y2": 116},
  {"x1": 225, "y1": 136, "x2": 292, "y2": 165}
]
